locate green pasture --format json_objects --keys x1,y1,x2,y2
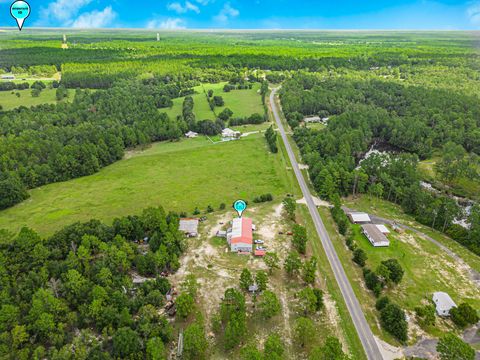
[
  {"x1": 161, "y1": 82, "x2": 264, "y2": 121},
  {"x1": 0, "y1": 88, "x2": 71, "y2": 110},
  {"x1": 0, "y1": 134, "x2": 290, "y2": 236}
]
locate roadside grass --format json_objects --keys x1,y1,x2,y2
[
  {"x1": 161, "y1": 82, "x2": 264, "y2": 121},
  {"x1": 0, "y1": 134, "x2": 290, "y2": 236},
  {"x1": 0, "y1": 88, "x2": 71, "y2": 110},
  {"x1": 344, "y1": 195, "x2": 480, "y2": 274},
  {"x1": 418, "y1": 156, "x2": 480, "y2": 201}
]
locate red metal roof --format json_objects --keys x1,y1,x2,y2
[
  {"x1": 254, "y1": 250, "x2": 266, "y2": 257},
  {"x1": 231, "y1": 218, "x2": 253, "y2": 245}
]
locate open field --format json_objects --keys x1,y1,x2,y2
[
  {"x1": 0, "y1": 88, "x2": 71, "y2": 110},
  {"x1": 418, "y1": 156, "x2": 480, "y2": 201},
  {"x1": 162, "y1": 82, "x2": 264, "y2": 121},
  {"x1": 0, "y1": 133, "x2": 289, "y2": 236}
]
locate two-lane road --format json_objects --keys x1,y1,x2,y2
[{"x1": 270, "y1": 88, "x2": 383, "y2": 360}]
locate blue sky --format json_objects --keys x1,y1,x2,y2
[{"x1": 2, "y1": 0, "x2": 480, "y2": 29}]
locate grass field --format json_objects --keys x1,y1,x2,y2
[
  {"x1": 418, "y1": 156, "x2": 480, "y2": 201},
  {"x1": 0, "y1": 88, "x2": 71, "y2": 110},
  {"x1": 0, "y1": 133, "x2": 290, "y2": 236},
  {"x1": 161, "y1": 82, "x2": 264, "y2": 121}
]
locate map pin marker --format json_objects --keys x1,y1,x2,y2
[
  {"x1": 10, "y1": 1, "x2": 31, "y2": 31},
  {"x1": 233, "y1": 200, "x2": 247, "y2": 218}
]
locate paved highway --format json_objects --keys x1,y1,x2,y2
[{"x1": 270, "y1": 88, "x2": 383, "y2": 360}]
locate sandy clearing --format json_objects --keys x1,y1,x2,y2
[
  {"x1": 374, "y1": 336, "x2": 404, "y2": 360},
  {"x1": 297, "y1": 196, "x2": 331, "y2": 208}
]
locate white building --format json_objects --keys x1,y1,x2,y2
[
  {"x1": 361, "y1": 224, "x2": 390, "y2": 247},
  {"x1": 179, "y1": 218, "x2": 199, "y2": 237},
  {"x1": 375, "y1": 224, "x2": 390, "y2": 234},
  {"x1": 432, "y1": 292, "x2": 457, "y2": 316},
  {"x1": 227, "y1": 217, "x2": 253, "y2": 253},
  {"x1": 185, "y1": 131, "x2": 198, "y2": 138},
  {"x1": 1, "y1": 75, "x2": 15, "y2": 80},
  {"x1": 347, "y1": 212, "x2": 371, "y2": 224},
  {"x1": 222, "y1": 128, "x2": 240, "y2": 141}
]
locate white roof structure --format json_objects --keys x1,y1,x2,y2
[
  {"x1": 348, "y1": 212, "x2": 371, "y2": 223},
  {"x1": 375, "y1": 224, "x2": 390, "y2": 234},
  {"x1": 362, "y1": 224, "x2": 390, "y2": 247},
  {"x1": 179, "y1": 218, "x2": 199, "y2": 236},
  {"x1": 304, "y1": 116, "x2": 321, "y2": 123},
  {"x1": 222, "y1": 128, "x2": 240, "y2": 138},
  {"x1": 432, "y1": 292, "x2": 457, "y2": 316},
  {"x1": 185, "y1": 131, "x2": 198, "y2": 138}
]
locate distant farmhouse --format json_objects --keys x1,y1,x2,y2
[
  {"x1": 432, "y1": 292, "x2": 457, "y2": 316},
  {"x1": 303, "y1": 116, "x2": 329, "y2": 124},
  {"x1": 1, "y1": 75, "x2": 15, "y2": 80},
  {"x1": 347, "y1": 212, "x2": 371, "y2": 224},
  {"x1": 185, "y1": 131, "x2": 198, "y2": 138},
  {"x1": 179, "y1": 218, "x2": 199, "y2": 237},
  {"x1": 222, "y1": 128, "x2": 241, "y2": 141},
  {"x1": 361, "y1": 224, "x2": 390, "y2": 247},
  {"x1": 227, "y1": 217, "x2": 254, "y2": 253}
]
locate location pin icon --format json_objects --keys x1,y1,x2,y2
[
  {"x1": 10, "y1": 1, "x2": 31, "y2": 31},
  {"x1": 233, "y1": 200, "x2": 247, "y2": 218}
]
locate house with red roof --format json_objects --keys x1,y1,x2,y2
[{"x1": 227, "y1": 217, "x2": 253, "y2": 253}]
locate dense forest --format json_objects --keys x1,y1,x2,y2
[
  {"x1": 0, "y1": 205, "x2": 185, "y2": 359},
  {"x1": 280, "y1": 73, "x2": 480, "y2": 254}
]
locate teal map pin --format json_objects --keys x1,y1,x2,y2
[
  {"x1": 10, "y1": 1, "x2": 31, "y2": 31},
  {"x1": 233, "y1": 200, "x2": 247, "y2": 218}
]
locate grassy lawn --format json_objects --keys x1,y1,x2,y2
[
  {"x1": 0, "y1": 88, "x2": 71, "y2": 110},
  {"x1": 160, "y1": 82, "x2": 264, "y2": 121},
  {"x1": 0, "y1": 134, "x2": 290, "y2": 236},
  {"x1": 418, "y1": 156, "x2": 480, "y2": 201}
]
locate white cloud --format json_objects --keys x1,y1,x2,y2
[
  {"x1": 71, "y1": 6, "x2": 116, "y2": 28},
  {"x1": 146, "y1": 18, "x2": 186, "y2": 30},
  {"x1": 167, "y1": 1, "x2": 200, "y2": 14},
  {"x1": 194, "y1": 0, "x2": 211, "y2": 5},
  {"x1": 41, "y1": 0, "x2": 92, "y2": 22},
  {"x1": 214, "y1": 3, "x2": 239, "y2": 24},
  {"x1": 467, "y1": 2, "x2": 480, "y2": 25}
]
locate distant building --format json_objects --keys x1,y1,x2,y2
[
  {"x1": 1, "y1": 75, "x2": 15, "y2": 80},
  {"x1": 432, "y1": 292, "x2": 457, "y2": 316},
  {"x1": 361, "y1": 224, "x2": 390, "y2": 247},
  {"x1": 179, "y1": 218, "x2": 199, "y2": 237},
  {"x1": 185, "y1": 131, "x2": 198, "y2": 138},
  {"x1": 227, "y1": 217, "x2": 253, "y2": 252},
  {"x1": 347, "y1": 212, "x2": 371, "y2": 224},
  {"x1": 303, "y1": 116, "x2": 321, "y2": 123},
  {"x1": 222, "y1": 128, "x2": 241, "y2": 141}
]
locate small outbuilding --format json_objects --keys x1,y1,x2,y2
[
  {"x1": 347, "y1": 212, "x2": 371, "y2": 224},
  {"x1": 361, "y1": 224, "x2": 390, "y2": 247},
  {"x1": 432, "y1": 292, "x2": 457, "y2": 316},
  {"x1": 222, "y1": 128, "x2": 241, "y2": 141},
  {"x1": 179, "y1": 218, "x2": 199, "y2": 237},
  {"x1": 375, "y1": 224, "x2": 390, "y2": 234},
  {"x1": 185, "y1": 131, "x2": 198, "y2": 138}
]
